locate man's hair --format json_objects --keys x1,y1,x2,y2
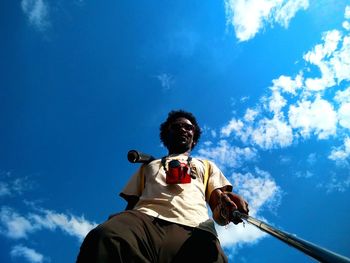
[{"x1": 160, "y1": 110, "x2": 202, "y2": 150}]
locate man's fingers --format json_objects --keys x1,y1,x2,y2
[
  {"x1": 221, "y1": 192, "x2": 250, "y2": 224},
  {"x1": 239, "y1": 200, "x2": 249, "y2": 214},
  {"x1": 225, "y1": 192, "x2": 249, "y2": 215},
  {"x1": 221, "y1": 194, "x2": 237, "y2": 208}
]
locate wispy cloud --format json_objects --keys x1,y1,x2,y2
[
  {"x1": 296, "y1": 170, "x2": 314, "y2": 178},
  {"x1": 74, "y1": 0, "x2": 86, "y2": 7},
  {"x1": 30, "y1": 208, "x2": 98, "y2": 241},
  {"x1": 0, "y1": 182, "x2": 11, "y2": 197},
  {"x1": 0, "y1": 206, "x2": 97, "y2": 242},
  {"x1": 10, "y1": 245, "x2": 46, "y2": 263},
  {"x1": 21, "y1": 0, "x2": 50, "y2": 31},
  {"x1": 225, "y1": 0, "x2": 309, "y2": 41},
  {"x1": 318, "y1": 172, "x2": 350, "y2": 193},
  {"x1": 0, "y1": 172, "x2": 13, "y2": 197},
  {"x1": 0, "y1": 172, "x2": 33, "y2": 197},
  {"x1": 307, "y1": 153, "x2": 317, "y2": 165},
  {"x1": 328, "y1": 136, "x2": 350, "y2": 165},
  {"x1": 156, "y1": 73, "x2": 175, "y2": 91}
]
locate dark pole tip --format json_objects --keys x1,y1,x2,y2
[{"x1": 127, "y1": 150, "x2": 139, "y2": 163}]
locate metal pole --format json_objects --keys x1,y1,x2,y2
[{"x1": 232, "y1": 211, "x2": 350, "y2": 263}]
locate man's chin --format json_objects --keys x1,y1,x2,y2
[{"x1": 169, "y1": 144, "x2": 191, "y2": 154}]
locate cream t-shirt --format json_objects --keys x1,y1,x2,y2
[{"x1": 121, "y1": 154, "x2": 232, "y2": 228}]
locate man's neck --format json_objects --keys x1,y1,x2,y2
[{"x1": 168, "y1": 149, "x2": 191, "y2": 156}]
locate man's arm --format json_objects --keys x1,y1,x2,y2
[{"x1": 209, "y1": 187, "x2": 249, "y2": 225}]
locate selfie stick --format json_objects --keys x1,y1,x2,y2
[
  {"x1": 127, "y1": 150, "x2": 155, "y2": 164},
  {"x1": 232, "y1": 211, "x2": 350, "y2": 263}
]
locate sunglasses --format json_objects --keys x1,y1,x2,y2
[{"x1": 170, "y1": 123, "x2": 195, "y2": 132}]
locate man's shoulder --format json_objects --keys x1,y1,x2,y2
[{"x1": 192, "y1": 157, "x2": 216, "y2": 166}]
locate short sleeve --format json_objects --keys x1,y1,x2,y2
[
  {"x1": 205, "y1": 161, "x2": 232, "y2": 201},
  {"x1": 119, "y1": 165, "x2": 144, "y2": 202}
]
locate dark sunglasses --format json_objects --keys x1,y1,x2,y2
[{"x1": 170, "y1": 123, "x2": 195, "y2": 132}]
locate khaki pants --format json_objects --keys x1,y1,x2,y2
[{"x1": 76, "y1": 210, "x2": 228, "y2": 263}]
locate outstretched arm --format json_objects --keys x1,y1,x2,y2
[{"x1": 209, "y1": 187, "x2": 249, "y2": 225}]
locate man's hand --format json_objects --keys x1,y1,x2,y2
[
  {"x1": 220, "y1": 192, "x2": 249, "y2": 225},
  {"x1": 210, "y1": 188, "x2": 249, "y2": 226}
]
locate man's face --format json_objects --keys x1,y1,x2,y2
[{"x1": 167, "y1": 117, "x2": 195, "y2": 153}]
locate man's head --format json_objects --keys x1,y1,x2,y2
[{"x1": 160, "y1": 110, "x2": 201, "y2": 154}]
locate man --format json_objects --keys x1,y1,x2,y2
[{"x1": 77, "y1": 110, "x2": 249, "y2": 263}]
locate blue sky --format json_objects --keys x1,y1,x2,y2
[{"x1": 1, "y1": 0, "x2": 350, "y2": 262}]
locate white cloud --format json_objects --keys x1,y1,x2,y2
[
  {"x1": 225, "y1": 0, "x2": 309, "y2": 41},
  {"x1": 225, "y1": 0, "x2": 276, "y2": 42},
  {"x1": 267, "y1": 90, "x2": 287, "y2": 114},
  {"x1": 218, "y1": 169, "x2": 281, "y2": 247},
  {"x1": 304, "y1": 30, "x2": 342, "y2": 65},
  {"x1": 343, "y1": 21, "x2": 350, "y2": 31},
  {"x1": 330, "y1": 36, "x2": 350, "y2": 84},
  {"x1": 0, "y1": 206, "x2": 97, "y2": 242},
  {"x1": 302, "y1": 29, "x2": 350, "y2": 91},
  {"x1": 303, "y1": 30, "x2": 342, "y2": 91},
  {"x1": 217, "y1": 5, "x2": 350, "y2": 164},
  {"x1": 288, "y1": 97, "x2": 337, "y2": 139},
  {"x1": 221, "y1": 118, "x2": 244, "y2": 137},
  {"x1": 11, "y1": 245, "x2": 45, "y2": 263},
  {"x1": 334, "y1": 87, "x2": 350, "y2": 104},
  {"x1": 203, "y1": 5, "x2": 350, "y2": 255},
  {"x1": 250, "y1": 116, "x2": 293, "y2": 149},
  {"x1": 217, "y1": 220, "x2": 266, "y2": 247},
  {"x1": 345, "y1": 5, "x2": 350, "y2": 19},
  {"x1": 197, "y1": 140, "x2": 257, "y2": 169},
  {"x1": 338, "y1": 103, "x2": 350, "y2": 129},
  {"x1": 212, "y1": 5, "x2": 350, "y2": 187},
  {"x1": 332, "y1": 74, "x2": 350, "y2": 131},
  {"x1": 21, "y1": 0, "x2": 50, "y2": 31},
  {"x1": 31, "y1": 209, "x2": 98, "y2": 241},
  {"x1": 0, "y1": 207, "x2": 35, "y2": 239},
  {"x1": 230, "y1": 169, "x2": 282, "y2": 213},
  {"x1": 328, "y1": 137, "x2": 350, "y2": 162},
  {"x1": 271, "y1": 74, "x2": 303, "y2": 95},
  {"x1": 274, "y1": 0, "x2": 309, "y2": 27},
  {"x1": 244, "y1": 108, "x2": 259, "y2": 122},
  {"x1": 220, "y1": 113, "x2": 294, "y2": 150}
]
